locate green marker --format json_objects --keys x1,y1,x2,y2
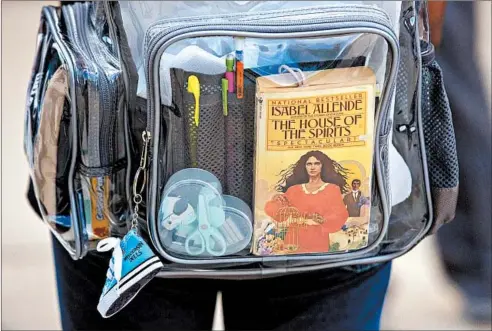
[{"x1": 222, "y1": 78, "x2": 228, "y2": 116}]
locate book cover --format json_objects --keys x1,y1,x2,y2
[{"x1": 252, "y1": 67, "x2": 376, "y2": 256}]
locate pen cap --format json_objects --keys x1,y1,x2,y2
[
  {"x1": 187, "y1": 75, "x2": 200, "y2": 97},
  {"x1": 235, "y1": 37, "x2": 245, "y2": 51},
  {"x1": 226, "y1": 54, "x2": 235, "y2": 72},
  {"x1": 222, "y1": 78, "x2": 232, "y2": 111},
  {"x1": 222, "y1": 78, "x2": 229, "y2": 91},
  {"x1": 235, "y1": 37, "x2": 245, "y2": 61}
]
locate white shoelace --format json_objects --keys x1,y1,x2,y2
[{"x1": 97, "y1": 237, "x2": 123, "y2": 293}]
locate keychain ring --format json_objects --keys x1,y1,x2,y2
[{"x1": 133, "y1": 167, "x2": 147, "y2": 197}]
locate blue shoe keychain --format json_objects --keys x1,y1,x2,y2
[
  {"x1": 96, "y1": 229, "x2": 163, "y2": 318},
  {"x1": 96, "y1": 141, "x2": 163, "y2": 318}
]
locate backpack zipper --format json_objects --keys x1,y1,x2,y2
[
  {"x1": 144, "y1": 4, "x2": 390, "y2": 47},
  {"x1": 64, "y1": 3, "x2": 125, "y2": 237}
]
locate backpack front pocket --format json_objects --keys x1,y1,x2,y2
[
  {"x1": 141, "y1": 4, "x2": 399, "y2": 269},
  {"x1": 25, "y1": 4, "x2": 133, "y2": 258},
  {"x1": 31, "y1": 65, "x2": 76, "y2": 249},
  {"x1": 25, "y1": 7, "x2": 83, "y2": 257}
]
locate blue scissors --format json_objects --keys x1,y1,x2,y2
[{"x1": 185, "y1": 194, "x2": 227, "y2": 256}]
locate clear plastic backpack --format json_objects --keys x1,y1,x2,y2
[{"x1": 25, "y1": 1, "x2": 458, "y2": 279}]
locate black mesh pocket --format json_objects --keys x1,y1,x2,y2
[
  {"x1": 169, "y1": 70, "x2": 227, "y2": 184},
  {"x1": 422, "y1": 61, "x2": 459, "y2": 188},
  {"x1": 225, "y1": 85, "x2": 255, "y2": 207},
  {"x1": 421, "y1": 49, "x2": 459, "y2": 233},
  {"x1": 167, "y1": 70, "x2": 256, "y2": 208},
  {"x1": 184, "y1": 92, "x2": 226, "y2": 185}
]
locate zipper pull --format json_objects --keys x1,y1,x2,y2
[
  {"x1": 131, "y1": 130, "x2": 152, "y2": 231},
  {"x1": 139, "y1": 130, "x2": 151, "y2": 169}
]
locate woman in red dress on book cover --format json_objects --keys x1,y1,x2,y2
[{"x1": 264, "y1": 150, "x2": 349, "y2": 253}]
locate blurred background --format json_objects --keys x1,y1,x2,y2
[{"x1": 1, "y1": 1, "x2": 490, "y2": 330}]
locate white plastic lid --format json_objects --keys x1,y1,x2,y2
[{"x1": 234, "y1": 37, "x2": 245, "y2": 51}]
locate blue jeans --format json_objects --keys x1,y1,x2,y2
[{"x1": 52, "y1": 236, "x2": 391, "y2": 330}]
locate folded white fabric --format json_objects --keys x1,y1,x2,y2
[
  {"x1": 137, "y1": 45, "x2": 227, "y2": 105},
  {"x1": 389, "y1": 142, "x2": 412, "y2": 206}
]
